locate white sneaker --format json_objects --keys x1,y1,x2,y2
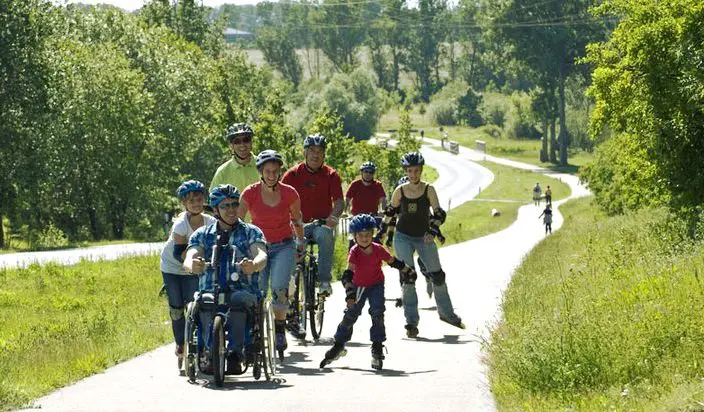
[{"x1": 319, "y1": 281, "x2": 332, "y2": 296}]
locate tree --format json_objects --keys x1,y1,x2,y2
[
  {"x1": 255, "y1": 2, "x2": 303, "y2": 88},
  {"x1": 308, "y1": 110, "x2": 356, "y2": 182},
  {"x1": 312, "y1": 0, "x2": 366, "y2": 72},
  {"x1": 584, "y1": 0, "x2": 704, "y2": 216},
  {"x1": 406, "y1": 0, "x2": 447, "y2": 101},
  {"x1": 492, "y1": 0, "x2": 608, "y2": 165}
]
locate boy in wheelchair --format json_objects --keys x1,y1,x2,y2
[{"x1": 184, "y1": 184, "x2": 268, "y2": 376}]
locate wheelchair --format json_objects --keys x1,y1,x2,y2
[{"x1": 183, "y1": 281, "x2": 277, "y2": 386}]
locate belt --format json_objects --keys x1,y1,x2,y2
[{"x1": 268, "y1": 237, "x2": 293, "y2": 247}]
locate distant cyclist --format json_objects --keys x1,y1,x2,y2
[
  {"x1": 281, "y1": 134, "x2": 344, "y2": 297},
  {"x1": 532, "y1": 182, "x2": 542, "y2": 206},
  {"x1": 238, "y1": 150, "x2": 305, "y2": 358},
  {"x1": 183, "y1": 184, "x2": 268, "y2": 374},
  {"x1": 345, "y1": 161, "x2": 386, "y2": 249},
  {"x1": 378, "y1": 152, "x2": 464, "y2": 338},
  {"x1": 210, "y1": 123, "x2": 260, "y2": 193},
  {"x1": 539, "y1": 203, "x2": 553, "y2": 234},
  {"x1": 160, "y1": 180, "x2": 215, "y2": 368}
]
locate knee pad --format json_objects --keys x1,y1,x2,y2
[
  {"x1": 429, "y1": 270, "x2": 446, "y2": 286},
  {"x1": 273, "y1": 288, "x2": 288, "y2": 306},
  {"x1": 169, "y1": 306, "x2": 184, "y2": 321}
]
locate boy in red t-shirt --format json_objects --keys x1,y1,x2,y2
[{"x1": 319, "y1": 214, "x2": 417, "y2": 370}]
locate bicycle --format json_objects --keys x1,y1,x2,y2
[
  {"x1": 287, "y1": 219, "x2": 328, "y2": 341},
  {"x1": 183, "y1": 235, "x2": 276, "y2": 386}
]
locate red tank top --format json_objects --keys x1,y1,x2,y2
[{"x1": 241, "y1": 182, "x2": 300, "y2": 243}]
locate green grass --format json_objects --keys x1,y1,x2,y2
[
  {"x1": 0, "y1": 255, "x2": 169, "y2": 411},
  {"x1": 378, "y1": 106, "x2": 594, "y2": 174},
  {"x1": 488, "y1": 197, "x2": 704, "y2": 411},
  {"x1": 440, "y1": 161, "x2": 571, "y2": 246}
]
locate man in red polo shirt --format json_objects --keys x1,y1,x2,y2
[
  {"x1": 345, "y1": 161, "x2": 387, "y2": 217},
  {"x1": 282, "y1": 134, "x2": 344, "y2": 296}
]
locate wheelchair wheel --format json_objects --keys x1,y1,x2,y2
[
  {"x1": 307, "y1": 265, "x2": 325, "y2": 340},
  {"x1": 262, "y1": 299, "x2": 276, "y2": 379},
  {"x1": 212, "y1": 315, "x2": 226, "y2": 387},
  {"x1": 183, "y1": 302, "x2": 198, "y2": 382}
]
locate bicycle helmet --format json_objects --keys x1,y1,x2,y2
[
  {"x1": 401, "y1": 152, "x2": 425, "y2": 167},
  {"x1": 255, "y1": 150, "x2": 284, "y2": 170},
  {"x1": 349, "y1": 213, "x2": 378, "y2": 234},
  {"x1": 303, "y1": 134, "x2": 327, "y2": 149},
  {"x1": 225, "y1": 123, "x2": 254, "y2": 142},
  {"x1": 396, "y1": 176, "x2": 409, "y2": 188},
  {"x1": 360, "y1": 161, "x2": 376, "y2": 173},
  {"x1": 209, "y1": 184, "x2": 241, "y2": 208},
  {"x1": 176, "y1": 180, "x2": 206, "y2": 199}
]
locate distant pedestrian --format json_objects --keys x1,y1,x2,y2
[
  {"x1": 539, "y1": 204, "x2": 553, "y2": 234},
  {"x1": 545, "y1": 185, "x2": 552, "y2": 206},
  {"x1": 533, "y1": 182, "x2": 542, "y2": 206}
]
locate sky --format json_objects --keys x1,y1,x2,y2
[{"x1": 54, "y1": 1, "x2": 259, "y2": 12}]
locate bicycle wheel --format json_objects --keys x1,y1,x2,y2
[
  {"x1": 212, "y1": 315, "x2": 226, "y2": 387},
  {"x1": 183, "y1": 302, "x2": 197, "y2": 382},
  {"x1": 262, "y1": 300, "x2": 276, "y2": 379},
  {"x1": 307, "y1": 263, "x2": 325, "y2": 340},
  {"x1": 294, "y1": 264, "x2": 307, "y2": 338}
]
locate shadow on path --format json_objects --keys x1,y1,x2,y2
[{"x1": 335, "y1": 366, "x2": 437, "y2": 377}]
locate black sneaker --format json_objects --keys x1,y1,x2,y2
[
  {"x1": 226, "y1": 350, "x2": 244, "y2": 374},
  {"x1": 405, "y1": 324, "x2": 419, "y2": 338}
]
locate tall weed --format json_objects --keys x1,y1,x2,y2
[{"x1": 489, "y1": 198, "x2": 704, "y2": 410}]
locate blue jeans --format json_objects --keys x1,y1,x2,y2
[
  {"x1": 334, "y1": 282, "x2": 386, "y2": 343},
  {"x1": 261, "y1": 239, "x2": 296, "y2": 313},
  {"x1": 304, "y1": 223, "x2": 335, "y2": 283},
  {"x1": 393, "y1": 231, "x2": 457, "y2": 327},
  {"x1": 162, "y1": 272, "x2": 199, "y2": 346},
  {"x1": 199, "y1": 290, "x2": 257, "y2": 352}
]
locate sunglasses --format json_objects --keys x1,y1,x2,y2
[
  {"x1": 218, "y1": 202, "x2": 240, "y2": 210},
  {"x1": 230, "y1": 136, "x2": 252, "y2": 145}
]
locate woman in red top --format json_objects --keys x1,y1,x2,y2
[
  {"x1": 239, "y1": 150, "x2": 305, "y2": 357},
  {"x1": 319, "y1": 214, "x2": 416, "y2": 371}
]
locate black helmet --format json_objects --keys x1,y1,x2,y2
[
  {"x1": 401, "y1": 152, "x2": 425, "y2": 167},
  {"x1": 255, "y1": 150, "x2": 284, "y2": 170},
  {"x1": 226, "y1": 123, "x2": 254, "y2": 142},
  {"x1": 360, "y1": 161, "x2": 376, "y2": 173},
  {"x1": 303, "y1": 134, "x2": 327, "y2": 149}
]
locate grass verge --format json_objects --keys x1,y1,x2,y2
[
  {"x1": 488, "y1": 197, "x2": 704, "y2": 411},
  {"x1": 0, "y1": 255, "x2": 169, "y2": 411},
  {"x1": 441, "y1": 161, "x2": 570, "y2": 246}
]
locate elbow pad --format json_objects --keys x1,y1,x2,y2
[
  {"x1": 172, "y1": 244, "x2": 188, "y2": 263},
  {"x1": 432, "y1": 208, "x2": 447, "y2": 225}
]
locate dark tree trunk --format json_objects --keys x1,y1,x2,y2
[
  {"x1": 0, "y1": 212, "x2": 5, "y2": 248},
  {"x1": 557, "y1": 68, "x2": 569, "y2": 166},
  {"x1": 541, "y1": 114, "x2": 549, "y2": 162}
]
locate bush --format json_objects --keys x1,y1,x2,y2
[
  {"x1": 428, "y1": 81, "x2": 483, "y2": 127},
  {"x1": 505, "y1": 92, "x2": 540, "y2": 139},
  {"x1": 33, "y1": 224, "x2": 69, "y2": 249},
  {"x1": 480, "y1": 92, "x2": 511, "y2": 128}
]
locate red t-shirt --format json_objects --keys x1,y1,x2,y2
[
  {"x1": 348, "y1": 243, "x2": 392, "y2": 287},
  {"x1": 281, "y1": 162, "x2": 343, "y2": 223},
  {"x1": 345, "y1": 179, "x2": 386, "y2": 216},
  {"x1": 241, "y1": 182, "x2": 300, "y2": 244}
]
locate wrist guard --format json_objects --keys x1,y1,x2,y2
[
  {"x1": 342, "y1": 269, "x2": 354, "y2": 287},
  {"x1": 389, "y1": 257, "x2": 406, "y2": 270},
  {"x1": 431, "y1": 208, "x2": 447, "y2": 226}
]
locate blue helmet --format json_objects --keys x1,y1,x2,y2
[
  {"x1": 349, "y1": 213, "x2": 377, "y2": 234},
  {"x1": 176, "y1": 180, "x2": 206, "y2": 200},
  {"x1": 401, "y1": 152, "x2": 425, "y2": 167},
  {"x1": 360, "y1": 161, "x2": 376, "y2": 173},
  {"x1": 303, "y1": 134, "x2": 327, "y2": 149},
  {"x1": 255, "y1": 150, "x2": 284, "y2": 170},
  {"x1": 396, "y1": 176, "x2": 409, "y2": 188},
  {"x1": 209, "y1": 184, "x2": 241, "y2": 208}
]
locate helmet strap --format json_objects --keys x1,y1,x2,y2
[
  {"x1": 357, "y1": 242, "x2": 372, "y2": 251},
  {"x1": 305, "y1": 162, "x2": 321, "y2": 173},
  {"x1": 260, "y1": 176, "x2": 279, "y2": 190}
]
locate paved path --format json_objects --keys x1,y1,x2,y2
[
  {"x1": 0, "y1": 242, "x2": 163, "y2": 269},
  {"x1": 20, "y1": 144, "x2": 590, "y2": 412}
]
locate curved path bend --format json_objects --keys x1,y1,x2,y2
[{"x1": 21, "y1": 144, "x2": 589, "y2": 412}]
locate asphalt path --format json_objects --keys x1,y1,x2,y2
[{"x1": 19, "y1": 145, "x2": 589, "y2": 412}]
